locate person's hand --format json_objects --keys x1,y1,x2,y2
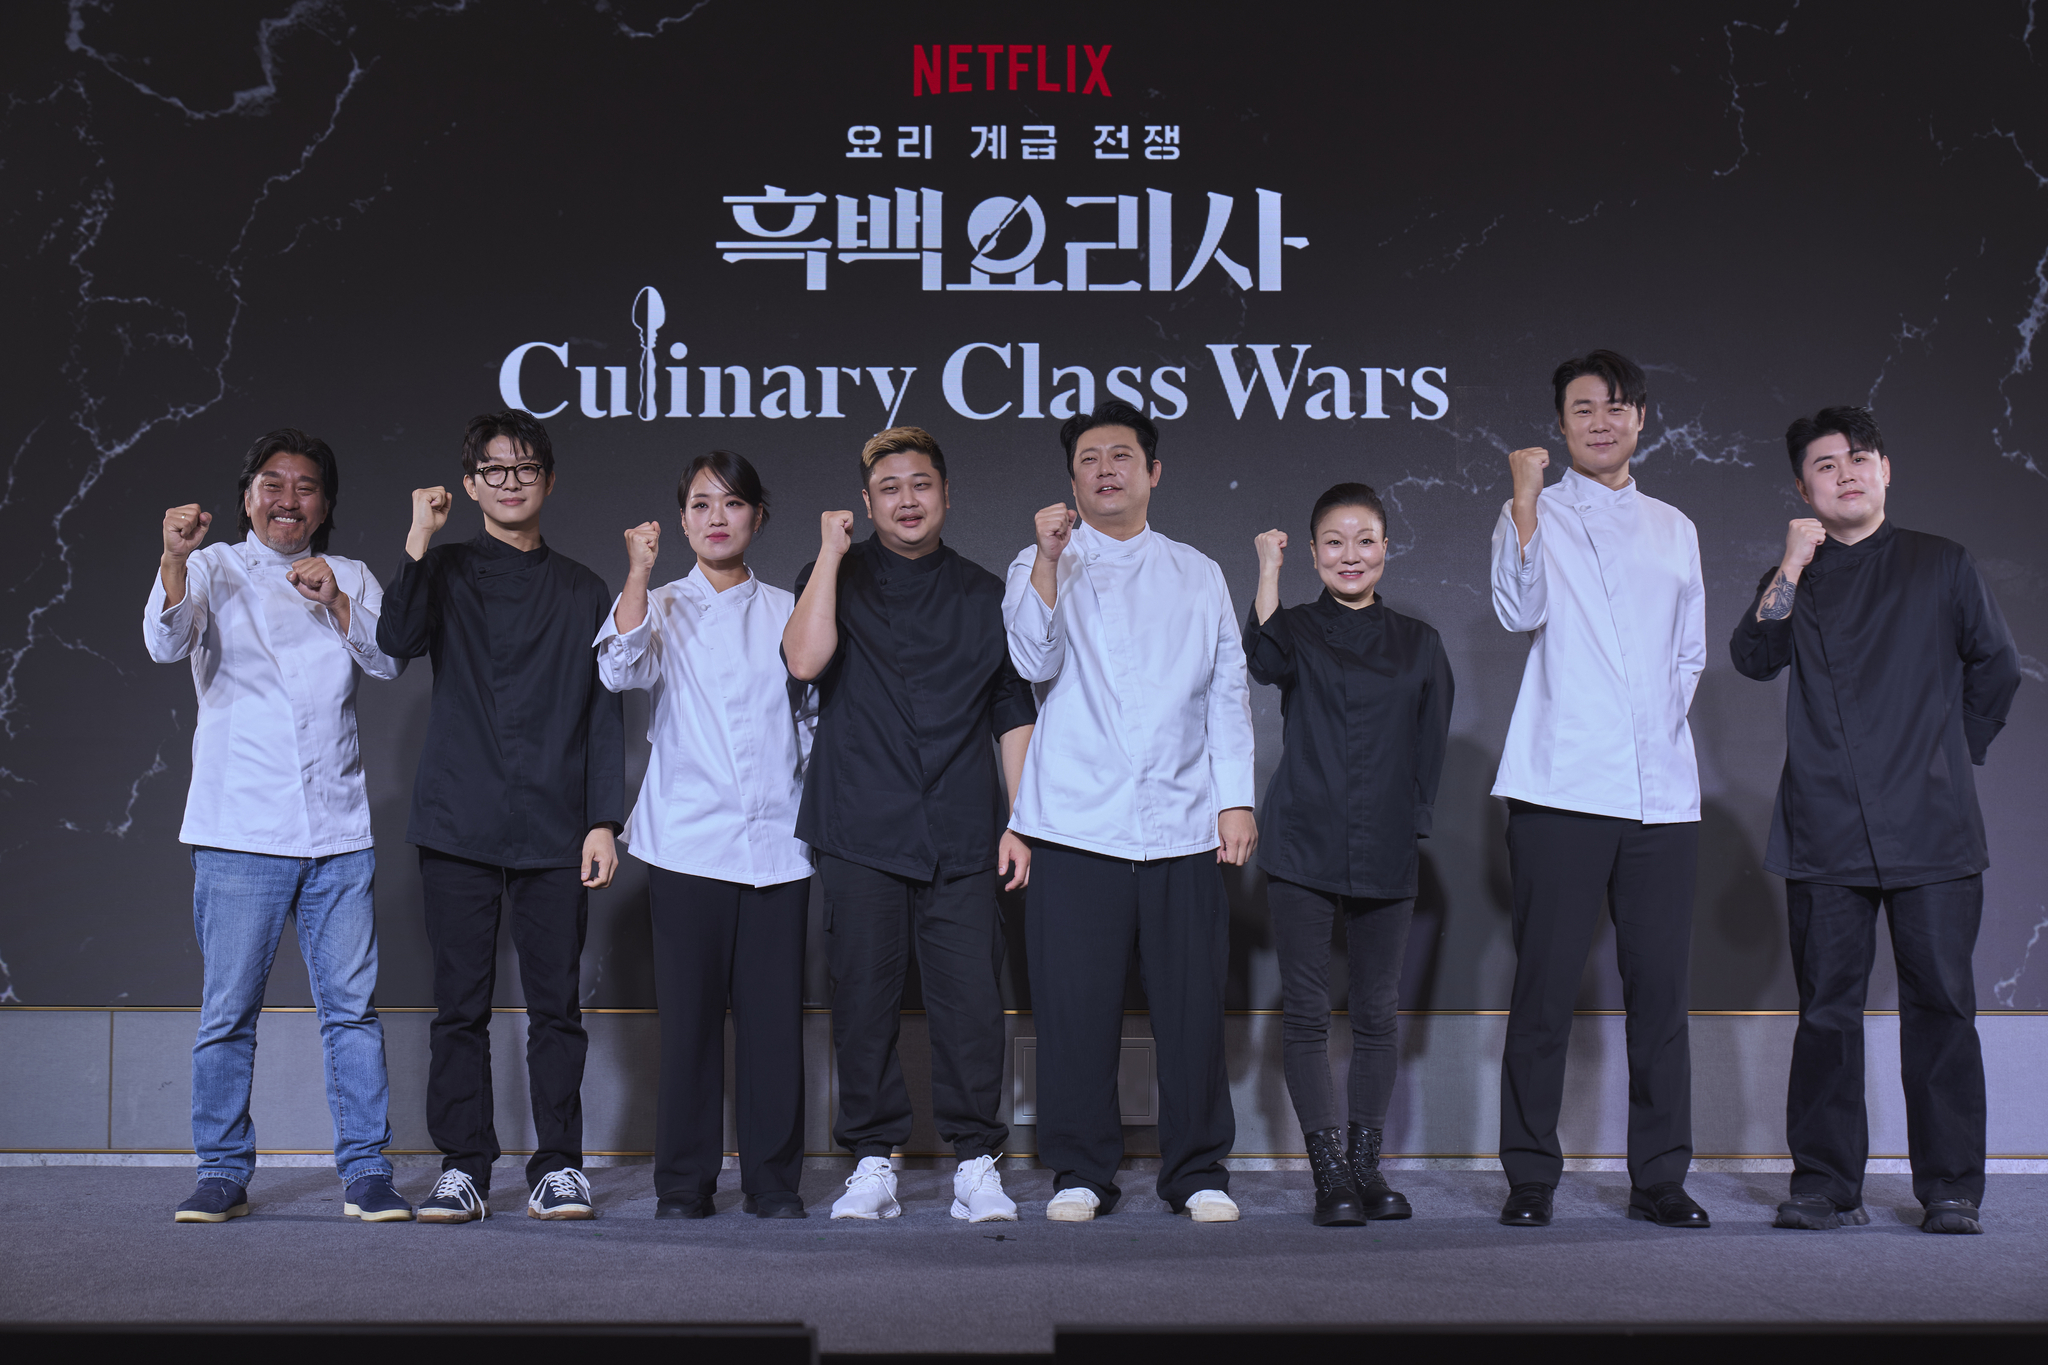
[
  {"x1": 1034, "y1": 503, "x2": 1078, "y2": 564},
  {"x1": 1508, "y1": 447, "x2": 1550, "y2": 504},
  {"x1": 1255, "y1": 529, "x2": 1287, "y2": 575},
  {"x1": 412, "y1": 487, "x2": 451, "y2": 537},
  {"x1": 286, "y1": 557, "x2": 345, "y2": 610},
  {"x1": 999, "y1": 830, "x2": 1032, "y2": 891},
  {"x1": 1781, "y1": 518, "x2": 1826, "y2": 580},
  {"x1": 624, "y1": 521, "x2": 661, "y2": 575},
  {"x1": 163, "y1": 505, "x2": 211, "y2": 559},
  {"x1": 819, "y1": 510, "x2": 854, "y2": 559},
  {"x1": 582, "y1": 827, "x2": 618, "y2": 889},
  {"x1": 1216, "y1": 808, "x2": 1258, "y2": 866}
]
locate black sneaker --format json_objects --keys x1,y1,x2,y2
[
  {"x1": 1774, "y1": 1194, "x2": 1870, "y2": 1230},
  {"x1": 528, "y1": 1168, "x2": 595, "y2": 1220},
  {"x1": 174, "y1": 1177, "x2": 250, "y2": 1223},
  {"x1": 417, "y1": 1169, "x2": 489, "y2": 1223},
  {"x1": 343, "y1": 1173, "x2": 414, "y2": 1222},
  {"x1": 1922, "y1": 1200, "x2": 1983, "y2": 1234}
]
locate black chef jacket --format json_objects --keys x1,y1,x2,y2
[
  {"x1": 1244, "y1": 591, "x2": 1455, "y2": 899},
  {"x1": 794, "y1": 535, "x2": 1037, "y2": 881},
  {"x1": 377, "y1": 532, "x2": 625, "y2": 869},
  {"x1": 1729, "y1": 521, "x2": 2021, "y2": 888}
]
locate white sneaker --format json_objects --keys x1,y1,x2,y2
[
  {"x1": 831, "y1": 1156, "x2": 901, "y2": 1219},
  {"x1": 1183, "y1": 1189, "x2": 1239, "y2": 1222},
  {"x1": 1046, "y1": 1187, "x2": 1101, "y2": 1221},
  {"x1": 527, "y1": 1167, "x2": 595, "y2": 1220},
  {"x1": 951, "y1": 1155, "x2": 1019, "y2": 1222}
]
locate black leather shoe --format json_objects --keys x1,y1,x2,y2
[
  {"x1": 1921, "y1": 1200, "x2": 1983, "y2": 1234},
  {"x1": 1774, "y1": 1194, "x2": 1870, "y2": 1229},
  {"x1": 1498, "y1": 1182, "x2": 1553, "y2": 1226},
  {"x1": 1303, "y1": 1127, "x2": 1366, "y2": 1227},
  {"x1": 744, "y1": 1191, "x2": 807, "y2": 1219},
  {"x1": 654, "y1": 1195, "x2": 715, "y2": 1219},
  {"x1": 1628, "y1": 1181, "x2": 1710, "y2": 1228},
  {"x1": 1345, "y1": 1122, "x2": 1413, "y2": 1221}
]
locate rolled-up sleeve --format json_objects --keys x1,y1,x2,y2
[
  {"x1": 1243, "y1": 606, "x2": 1296, "y2": 687},
  {"x1": 594, "y1": 599, "x2": 660, "y2": 694},
  {"x1": 1490, "y1": 501, "x2": 1548, "y2": 633},
  {"x1": 1729, "y1": 566, "x2": 1794, "y2": 681},
  {"x1": 143, "y1": 560, "x2": 207, "y2": 663},
  {"x1": 1003, "y1": 549, "x2": 1065, "y2": 683},
  {"x1": 340, "y1": 563, "x2": 404, "y2": 681},
  {"x1": 1205, "y1": 569, "x2": 1257, "y2": 810}
]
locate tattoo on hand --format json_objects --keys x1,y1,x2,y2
[{"x1": 1758, "y1": 571, "x2": 1796, "y2": 621}]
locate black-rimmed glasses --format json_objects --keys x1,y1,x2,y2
[{"x1": 474, "y1": 462, "x2": 545, "y2": 488}]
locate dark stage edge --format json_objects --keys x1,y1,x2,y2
[{"x1": 1, "y1": 1169, "x2": 2042, "y2": 1354}]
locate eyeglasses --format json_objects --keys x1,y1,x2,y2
[{"x1": 474, "y1": 462, "x2": 546, "y2": 488}]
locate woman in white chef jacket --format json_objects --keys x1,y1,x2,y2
[{"x1": 596, "y1": 450, "x2": 815, "y2": 1221}]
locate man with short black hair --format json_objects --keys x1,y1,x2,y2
[
  {"x1": 1731, "y1": 406, "x2": 2020, "y2": 1236},
  {"x1": 146, "y1": 429, "x2": 411, "y2": 1224},
  {"x1": 1490, "y1": 351, "x2": 1710, "y2": 1230},
  {"x1": 1003, "y1": 400, "x2": 1257, "y2": 1223},
  {"x1": 377, "y1": 409, "x2": 624, "y2": 1224},
  {"x1": 783, "y1": 426, "x2": 1037, "y2": 1223}
]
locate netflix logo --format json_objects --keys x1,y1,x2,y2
[{"x1": 913, "y1": 44, "x2": 1113, "y2": 96}]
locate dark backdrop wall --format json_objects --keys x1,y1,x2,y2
[{"x1": 2, "y1": 0, "x2": 2043, "y2": 1017}]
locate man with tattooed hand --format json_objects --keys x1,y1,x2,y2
[{"x1": 1731, "y1": 405, "x2": 2021, "y2": 1237}]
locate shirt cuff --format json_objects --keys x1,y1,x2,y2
[
  {"x1": 1211, "y1": 758, "x2": 1257, "y2": 813},
  {"x1": 594, "y1": 608, "x2": 652, "y2": 657},
  {"x1": 1014, "y1": 584, "x2": 1056, "y2": 642}
]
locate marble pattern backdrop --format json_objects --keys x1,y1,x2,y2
[{"x1": 0, "y1": 0, "x2": 2042, "y2": 1020}]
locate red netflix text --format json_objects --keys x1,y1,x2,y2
[{"x1": 912, "y1": 45, "x2": 1112, "y2": 97}]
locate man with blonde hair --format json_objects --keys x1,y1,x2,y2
[{"x1": 785, "y1": 427, "x2": 1037, "y2": 1223}]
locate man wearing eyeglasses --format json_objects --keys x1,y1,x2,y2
[{"x1": 376, "y1": 409, "x2": 625, "y2": 1225}]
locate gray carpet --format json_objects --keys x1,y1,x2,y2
[{"x1": 1, "y1": 1168, "x2": 2042, "y2": 1353}]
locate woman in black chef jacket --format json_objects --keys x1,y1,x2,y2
[{"x1": 1246, "y1": 482, "x2": 1453, "y2": 1226}]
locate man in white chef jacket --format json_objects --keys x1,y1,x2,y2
[
  {"x1": 1003, "y1": 400, "x2": 1258, "y2": 1224},
  {"x1": 1489, "y1": 351, "x2": 1710, "y2": 1231},
  {"x1": 144, "y1": 429, "x2": 410, "y2": 1225}
]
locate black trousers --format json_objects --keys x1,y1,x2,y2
[
  {"x1": 1267, "y1": 878, "x2": 1414, "y2": 1134},
  {"x1": 1026, "y1": 841, "x2": 1235, "y2": 1213},
  {"x1": 1786, "y1": 875, "x2": 1986, "y2": 1208},
  {"x1": 1499, "y1": 803, "x2": 1698, "y2": 1190},
  {"x1": 419, "y1": 847, "x2": 589, "y2": 1191},
  {"x1": 822, "y1": 855, "x2": 1008, "y2": 1160},
  {"x1": 647, "y1": 867, "x2": 810, "y2": 1203}
]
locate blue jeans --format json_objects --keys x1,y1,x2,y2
[{"x1": 190, "y1": 847, "x2": 393, "y2": 1186}]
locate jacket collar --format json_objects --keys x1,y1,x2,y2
[
  {"x1": 1071, "y1": 517, "x2": 1152, "y2": 562},
  {"x1": 681, "y1": 561, "x2": 760, "y2": 606},
  {"x1": 1560, "y1": 465, "x2": 1638, "y2": 509},
  {"x1": 1807, "y1": 518, "x2": 1895, "y2": 577}
]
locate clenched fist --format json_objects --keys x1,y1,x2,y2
[
  {"x1": 287, "y1": 556, "x2": 351, "y2": 631},
  {"x1": 819, "y1": 510, "x2": 854, "y2": 558},
  {"x1": 1508, "y1": 446, "x2": 1551, "y2": 503},
  {"x1": 624, "y1": 521, "x2": 661, "y2": 574},
  {"x1": 412, "y1": 486, "x2": 451, "y2": 537},
  {"x1": 1781, "y1": 518, "x2": 1827, "y2": 579},
  {"x1": 1255, "y1": 529, "x2": 1288, "y2": 575},
  {"x1": 1034, "y1": 502, "x2": 1078, "y2": 564},
  {"x1": 163, "y1": 504, "x2": 212, "y2": 559}
]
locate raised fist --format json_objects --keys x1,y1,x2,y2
[
  {"x1": 819, "y1": 510, "x2": 854, "y2": 558},
  {"x1": 286, "y1": 557, "x2": 344, "y2": 610},
  {"x1": 1782, "y1": 518, "x2": 1827, "y2": 574},
  {"x1": 163, "y1": 504, "x2": 211, "y2": 558},
  {"x1": 624, "y1": 521, "x2": 661, "y2": 573},
  {"x1": 1034, "y1": 502, "x2": 1078, "y2": 563},
  {"x1": 1255, "y1": 529, "x2": 1288, "y2": 574},
  {"x1": 411, "y1": 486, "x2": 452, "y2": 538},
  {"x1": 1508, "y1": 447, "x2": 1551, "y2": 502}
]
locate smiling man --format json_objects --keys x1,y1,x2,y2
[
  {"x1": 375, "y1": 409, "x2": 624, "y2": 1225},
  {"x1": 1731, "y1": 406, "x2": 2020, "y2": 1236},
  {"x1": 783, "y1": 426, "x2": 1037, "y2": 1223},
  {"x1": 1489, "y1": 351, "x2": 1710, "y2": 1231},
  {"x1": 145, "y1": 429, "x2": 410, "y2": 1225},
  {"x1": 1002, "y1": 400, "x2": 1257, "y2": 1224}
]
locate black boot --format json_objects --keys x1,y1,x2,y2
[
  {"x1": 1347, "y1": 1122, "x2": 1413, "y2": 1220},
  {"x1": 1304, "y1": 1126, "x2": 1367, "y2": 1226}
]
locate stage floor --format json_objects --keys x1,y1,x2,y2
[{"x1": 2, "y1": 1167, "x2": 2042, "y2": 1352}]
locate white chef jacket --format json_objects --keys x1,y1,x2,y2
[
  {"x1": 1490, "y1": 467, "x2": 1706, "y2": 823},
  {"x1": 594, "y1": 565, "x2": 815, "y2": 888},
  {"x1": 1002, "y1": 519, "x2": 1257, "y2": 861},
  {"x1": 142, "y1": 532, "x2": 402, "y2": 857}
]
